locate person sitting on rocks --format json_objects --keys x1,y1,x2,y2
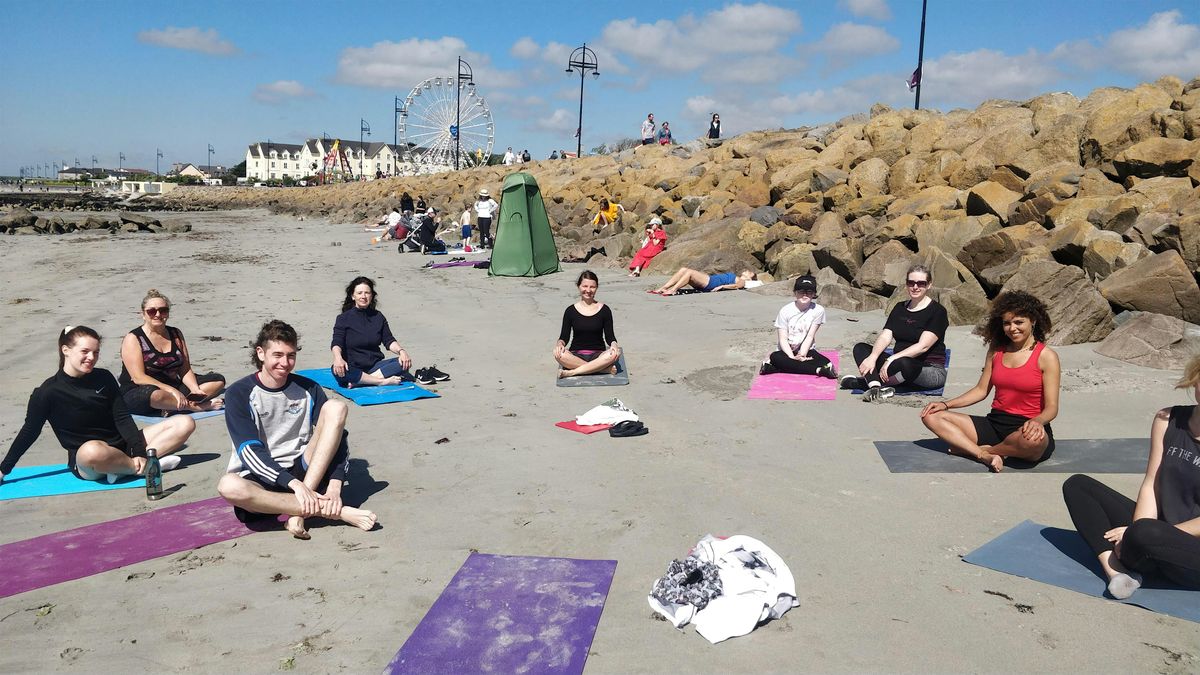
[
  {"x1": 554, "y1": 270, "x2": 622, "y2": 379},
  {"x1": 919, "y1": 291, "x2": 1060, "y2": 473},
  {"x1": 1061, "y1": 354, "x2": 1200, "y2": 598},
  {"x1": 841, "y1": 264, "x2": 948, "y2": 401},
  {"x1": 650, "y1": 268, "x2": 758, "y2": 295},
  {"x1": 759, "y1": 275, "x2": 837, "y2": 379},
  {"x1": 219, "y1": 320, "x2": 377, "y2": 539},
  {"x1": 1, "y1": 326, "x2": 195, "y2": 486},
  {"x1": 628, "y1": 217, "x2": 668, "y2": 277},
  {"x1": 400, "y1": 192, "x2": 414, "y2": 214},
  {"x1": 119, "y1": 289, "x2": 225, "y2": 415},
  {"x1": 591, "y1": 197, "x2": 624, "y2": 230}
]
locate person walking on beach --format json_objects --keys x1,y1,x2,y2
[
  {"x1": 641, "y1": 114, "x2": 656, "y2": 145},
  {"x1": 218, "y1": 320, "x2": 378, "y2": 540}
]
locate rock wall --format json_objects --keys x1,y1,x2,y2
[{"x1": 158, "y1": 76, "x2": 1200, "y2": 347}]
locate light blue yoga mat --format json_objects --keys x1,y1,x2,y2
[
  {"x1": 295, "y1": 368, "x2": 440, "y2": 406},
  {"x1": 131, "y1": 409, "x2": 225, "y2": 426},
  {"x1": 0, "y1": 464, "x2": 140, "y2": 501},
  {"x1": 964, "y1": 520, "x2": 1200, "y2": 624}
]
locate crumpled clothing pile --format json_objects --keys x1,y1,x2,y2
[
  {"x1": 650, "y1": 557, "x2": 723, "y2": 610},
  {"x1": 647, "y1": 534, "x2": 798, "y2": 644},
  {"x1": 576, "y1": 397, "x2": 639, "y2": 426}
]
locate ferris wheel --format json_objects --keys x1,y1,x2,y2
[{"x1": 398, "y1": 76, "x2": 494, "y2": 172}]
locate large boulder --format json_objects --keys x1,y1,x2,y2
[
  {"x1": 1112, "y1": 138, "x2": 1198, "y2": 180},
  {"x1": 1081, "y1": 237, "x2": 1151, "y2": 280},
  {"x1": 862, "y1": 213, "x2": 919, "y2": 256},
  {"x1": 1094, "y1": 313, "x2": 1200, "y2": 370},
  {"x1": 886, "y1": 185, "x2": 962, "y2": 218},
  {"x1": 821, "y1": 284, "x2": 888, "y2": 313},
  {"x1": 856, "y1": 239, "x2": 915, "y2": 294},
  {"x1": 1127, "y1": 176, "x2": 1195, "y2": 212},
  {"x1": 848, "y1": 158, "x2": 890, "y2": 197},
  {"x1": 1045, "y1": 220, "x2": 1105, "y2": 266},
  {"x1": 1023, "y1": 162, "x2": 1084, "y2": 200},
  {"x1": 958, "y1": 222, "x2": 1047, "y2": 273},
  {"x1": 1098, "y1": 250, "x2": 1200, "y2": 323},
  {"x1": 809, "y1": 211, "x2": 848, "y2": 244},
  {"x1": 1080, "y1": 84, "x2": 1176, "y2": 167},
  {"x1": 1008, "y1": 193, "x2": 1059, "y2": 227},
  {"x1": 645, "y1": 215, "x2": 762, "y2": 274},
  {"x1": 811, "y1": 237, "x2": 864, "y2": 281},
  {"x1": 772, "y1": 242, "x2": 817, "y2": 279},
  {"x1": 965, "y1": 181, "x2": 1021, "y2": 221},
  {"x1": 1, "y1": 207, "x2": 36, "y2": 228},
  {"x1": 914, "y1": 214, "x2": 1001, "y2": 259},
  {"x1": 1000, "y1": 260, "x2": 1115, "y2": 344},
  {"x1": 1087, "y1": 193, "x2": 1152, "y2": 233}
]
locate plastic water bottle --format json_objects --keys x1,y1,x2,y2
[{"x1": 145, "y1": 449, "x2": 163, "y2": 500}]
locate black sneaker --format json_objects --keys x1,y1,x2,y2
[
  {"x1": 398, "y1": 370, "x2": 416, "y2": 383},
  {"x1": 414, "y1": 368, "x2": 436, "y2": 385},
  {"x1": 840, "y1": 375, "x2": 865, "y2": 390},
  {"x1": 818, "y1": 363, "x2": 839, "y2": 380},
  {"x1": 424, "y1": 365, "x2": 450, "y2": 381},
  {"x1": 759, "y1": 362, "x2": 778, "y2": 375}
]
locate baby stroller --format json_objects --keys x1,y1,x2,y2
[{"x1": 398, "y1": 214, "x2": 446, "y2": 254}]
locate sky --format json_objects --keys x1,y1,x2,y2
[{"x1": 2, "y1": 0, "x2": 1199, "y2": 176}]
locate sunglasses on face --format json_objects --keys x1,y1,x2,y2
[
  {"x1": 145, "y1": 307, "x2": 170, "y2": 316},
  {"x1": 905, "y1": 280, "x2": 929, "y2": 289}
]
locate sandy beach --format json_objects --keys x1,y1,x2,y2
[{"x1": 0, "y1": 208, "x2": 1196, "y2": 673}]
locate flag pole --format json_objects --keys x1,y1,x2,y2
[{"x1": 914, "y1": 0, "x2": 927, "y2": 110}]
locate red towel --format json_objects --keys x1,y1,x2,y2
[{"x1": 555, "y1": 420, "x2": 612, "y2": 434}]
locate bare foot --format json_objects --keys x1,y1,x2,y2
[
  {"x1": 980, "y1": 451, "x2": 1004, "y2": 473},
  {"x1": 286, "y1": 516, "x2": 311, "y2": 540},
  {"x1": 382, "y1": 376, "x2": 405, "y2": 385},
  {"x1": 340, "y1": 506, "x2": 377, "y2": 531},
  {"x1": 202, "y1": 397, "x2": 224, "y2": 411},
  {"x1": 608, "y1": 365, "x2": 618, "y2": 375},
  {"x1": 558, "y1": 368, "x2": 572, "y2": 379}
]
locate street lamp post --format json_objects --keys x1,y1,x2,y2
[
  {"x1": 394, "y1": 96, "x2": 403, "y2": 176},
  {"x1": 119, "y1": 152, "x2": 125, "y2": 173},
  {"x1": 360, "y1": 119, "x2": 370, "y2": 180},
  {"x1": 208, "y1": 144, "x2": 214, "y2": 173},
  {"x1": 156, "y1": 148, "x2": 163, "y2": 178},
  {"x1": 565, "y1": 44, "x2": 600, "y2": 159},
  {"x1": 91, "y1": 155, "x2": 97, "y2": 172},
  {"x1": 455, "y1": 57, "x2": 474, "y2": 170}
]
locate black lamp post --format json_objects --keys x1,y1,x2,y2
[
  {"x1": 360, "y1": 119, "x2": 370, "y2": 179},
  {"x1": 455, "y1": 57, "x2": 474, "y2": 170},
  {"x1": 156, "y1": 148, "x2": 163, "y2": 178},
  {"x1": 119, "y1": 152, "x2": 125, "y2": 172},
  {"x1": 565, "y1": 44, "x2": 600, "y2": 158},
  {"x1": 91, "y1": 155, "x2": 97, "y2": 172},
  {"x1": 394, "y1": 96, "x2": 403, "y2": 175},
  {"x1": 913, "y1": 0, "x2": 928, "y2": 110},
  {"x1": 207, "y1": 144, "x2": 214, "y2": 175}
]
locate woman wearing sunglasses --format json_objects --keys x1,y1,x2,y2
[
  {"x1": 841, "y1": 264, "x2": 949, "y2": 401},
  {"x1": 118, "y1": 289, "x2": 225, "y2": 416}
]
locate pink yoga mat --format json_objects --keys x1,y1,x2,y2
[
  {"x1": 0, "y1": 497, "x2": 257, "y2": 599},
  {"x1": 746, "y1": 351, "x2": 839, "y2": 400},
  {"x1": 555, "y1": 421, "x2": 612, "y2": 434}
]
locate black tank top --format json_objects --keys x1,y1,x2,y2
[
  {"x1": 118, "y1": 326, "x2": 186, "y2": 389},
  {"x1": 1161, "y1": 406, "x2": 1200, "y2": 525}
]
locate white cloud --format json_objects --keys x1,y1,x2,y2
[
  {"x1": 810, "y1": 22, "x2": 901, "y2": 69},
  {"x1": 530, "y1": 108, "x2": 577, "y2": 135},
  {"x1": 253, "y1": 80, "x2": 317, "y2": 104},
  {"x1": 837, "y1": 0, "x2": 892, "y2": 21},
  {"x1": 511, "y1": 37, "x2": 539, "y2": 59},
  {"x1": 684, "y1": 75, "x2": 892, "y2": 134},
  {"x1": 1054, "y1": 10, "x2": 1200, "y2": 80},
  {"x1": 600, "y1": 3, "x2": 801, "y2": 73},
  {"x1": 136, "y1": 26, "x2": 239, "y2": 56},
  {"x1": 335, "y1": 37, "x2": 520, "y2": 89},
  {"x1": 922, "y1": 49, "x2": 1061, "y2": 106}
]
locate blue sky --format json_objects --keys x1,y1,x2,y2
[{"x1": 2, "y1": 1, "x2": 1198, "y2": 175}]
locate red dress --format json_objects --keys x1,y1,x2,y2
[{"x1": 629, "y1": 230, "x2": 668, "y2": 271}]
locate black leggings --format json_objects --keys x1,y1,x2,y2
[
  {"x1": 852, "y1": 342, "x2": 924, "y2": 386},
  {"x1": 478, "y1": 217, "x2": 492, "y2": 247},
  {"x1": 768, "y1": 349, "x2": 830, "y2": 375},
  {"x1": 1062, "y1": 474, "x2": 1200, "y2": 589}
]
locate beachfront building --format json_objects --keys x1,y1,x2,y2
[
  {"x1": 174, "y1": 164, "x2": 228, "y2": 182},
  {"x1": 245, "y1": 139, "x2": 408, "y2": 181}
]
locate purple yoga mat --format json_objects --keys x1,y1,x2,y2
[
  {"x1": 747, "y1": 350, "x2": 839, "y2": 400},
  {"x1": 428, "y1": 260, "x2": 481, "y2": 269},
  {"x1": 0, "y1": 497, "x2": 255, "y2": 599},
  {"x1": 385, "y1": 553, "x2": 618, "y2": 675}
]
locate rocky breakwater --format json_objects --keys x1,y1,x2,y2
[
  {"x1": 0, "y1": 207, "x2": 191, "y2": 235},
  {"x1": 163, "y1": 76, "x2": 1200, "y2": 366}
]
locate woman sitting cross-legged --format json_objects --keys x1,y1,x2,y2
[
  {"x1": 554, "y1": 270, "x2": 621, "y2": 379},
  {"x1": 1061, "y1": 355, "x2": 1200, "y2": 598},
  {"x1": 759, "y1": 275, "x2": 836, "y2": 379},
  {"x1": 919, "y1": 291, "x2": 1060, "y2": 473},
  {"x1": 331, "y1": 276, "x2": 448, "y2": 388}
]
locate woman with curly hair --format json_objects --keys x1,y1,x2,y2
[{"x1": 919, "y1": 291, "x2": 1060, "y2": 472}]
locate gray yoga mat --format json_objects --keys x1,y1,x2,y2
[
  {"x1": 557, "y1": 353, "x2": 629, "y2": 387},
  {"x1": 964, "y1": 520, "x2": 1200, "y2": 624},
  {"x1": 873, "y1": 438, "x2": 1148, "y2": 473}
]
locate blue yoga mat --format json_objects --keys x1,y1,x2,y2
[
  {"x1": 0, "y1": 464, "x2": 140, "y2": 501},
  {"x1": 964, "y1": 520, "x2": 1200, "y2": 624},
  {"x1": 851, "y1": 347, "x2": 952, "y2": 396},
  {"x1": 295, "y1": 368, "x2": 440, "y2": 406},
  {"x1": 131, "y1": 409, "x2": 225, "y2": 426}
]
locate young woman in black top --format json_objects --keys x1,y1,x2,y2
[
  {"x1": 554, "y1": 270, "x2": 621, "y2": 379},
  {"x1": 1062, "y1": 355, "x2": 1200, "y2": 598},
  {"x1": 0, "y1": 327, "x2": 195, "y2": 485},
  {"x1": 842, "y1": 264, "x2": 949, "y2": 401}
]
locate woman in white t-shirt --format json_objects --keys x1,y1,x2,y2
[{"x1": 759, "y1": 275, "x2": 837, "y2": 378}]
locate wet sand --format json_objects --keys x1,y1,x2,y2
[{"x1": 0, "y1": 209, "x2": 1195, "y2": 672}]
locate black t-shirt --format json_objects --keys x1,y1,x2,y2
[
  {"x1": 559, "y1": 304, "x2": 617, "y2": 352},
  {"x1": 883, "y1": 300, "x2": 949, "y2": 367},
  {"x1": 1161, "y1": 406, "x2": 1200, "y2": 525}
]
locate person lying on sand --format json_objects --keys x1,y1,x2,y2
[
  {"x1": 218, "y1": 320, "x2": 377, "y2": 539},
  {"x1": 650, "y1": 268, "x2": 757, "y2": 295}
]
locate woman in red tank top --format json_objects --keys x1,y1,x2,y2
[{"x1": 920, "y1": 291, "x2": 1060, "y2": 472}]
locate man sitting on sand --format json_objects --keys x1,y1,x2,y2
[
  {"x1": 651, "y1": 268, "x2": 758, "y2": 295},
  {"x1": 218, "y1": 320, "x2": 377, "y2": 539}
]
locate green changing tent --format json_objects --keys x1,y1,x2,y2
[{"x1": 489, "y1": 172, "x2": 561, "y2": 278}]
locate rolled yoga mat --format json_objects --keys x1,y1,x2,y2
[
  {"x1": 385, "y1": 553, "x2": 617, "y2": 675},
  {"x1": 295, "y1": 368, "x2": 440, "y2": 406},
  {"x1": 0, "y1": 497, "x2": 257, "y2": 599},
  {"x1": 872, "y1": 438, "x2": 1149, "y2": 473},
  {"x1": 746, "y1": 351, "x2": 839, "y2": 401},
  {"x1": 556, "y1": 353, "x2": 629, "y2": 387},
  {"x1": 964, "y1": 520, "x2": 1200, "y2": 624}
]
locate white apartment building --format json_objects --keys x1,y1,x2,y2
[{"x1": 245, "y1": 139, "x2": 405, "y2": 181}]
